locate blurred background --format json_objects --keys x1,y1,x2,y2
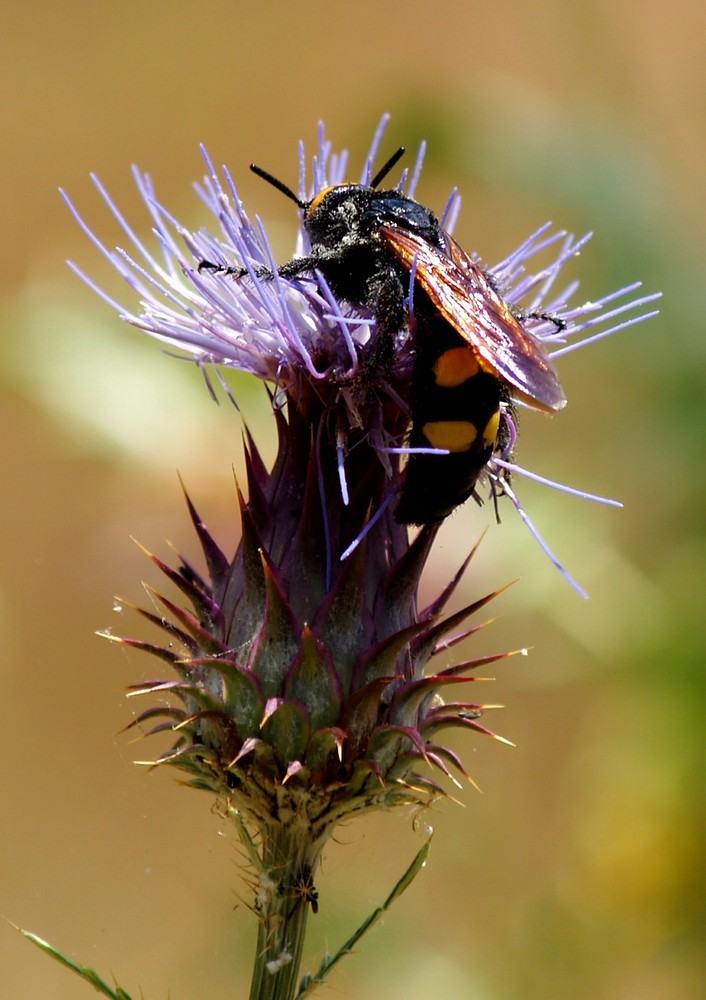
[{"x1": 2, "y1": 2, "x2": 704, "y2": 998}]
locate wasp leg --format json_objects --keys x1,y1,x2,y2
[
  {"x1": 363, "y1": 266, "x2": 407, "y2": 374},
  {"x1": 517, "y1": 308, "x2": 567, "y2": 333},
  {"x1": 197, "y1": 259, "x2": 249, "y2": 277}
]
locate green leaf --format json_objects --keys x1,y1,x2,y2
[
  {"x1": 260, "y1": 698, "x2": 310, "y2": 764},
  {"x1": 20, "y1": 928, "x2": 134, "y2": 999},
  {"x1": 294, "y1": 835, "x2": 432, "y2": 998},
  {"x1": 285, "y1": 626, "x2": 342, "y2": 731}
]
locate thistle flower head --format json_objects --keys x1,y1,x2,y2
[{"x1": 64, "y1": 117, "x2": 659, "y2": 847}]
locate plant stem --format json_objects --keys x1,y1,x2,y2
[{"x1": 247, "y1": 821, "x2": 323, "y2": 1000}]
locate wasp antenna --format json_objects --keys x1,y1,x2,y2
[
  {"x1": 370, "y1": 147, "x2": 406, "y2": 189},
  {"x1": 249, "y1": 164, "x2": 308, "y2": 209}
]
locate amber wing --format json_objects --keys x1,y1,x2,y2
[{"x1": 379, "y1": 223, "x2": 566, "y2": 413}]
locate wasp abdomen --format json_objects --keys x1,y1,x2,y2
[{"x1": 396, "y1": 317, "x2": 504, "y2": 524}]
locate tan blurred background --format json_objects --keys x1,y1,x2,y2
[{"x1": 2, "y1": 2, "x2": 704, "y2": 998}]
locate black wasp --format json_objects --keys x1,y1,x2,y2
[{"x1": 199, "y1": 148, "x2": 565, "y2": 523}]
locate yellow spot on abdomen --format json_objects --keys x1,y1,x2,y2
[
  {"x1": 432, "y1": 347, "x2": 480, "y2": 387},
  {"x1": 422, "y1": 420, "x2": 478, "y2": 453},
  {"x1": 482, "y1": 410, "x2": 500, "y2": 446}
]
